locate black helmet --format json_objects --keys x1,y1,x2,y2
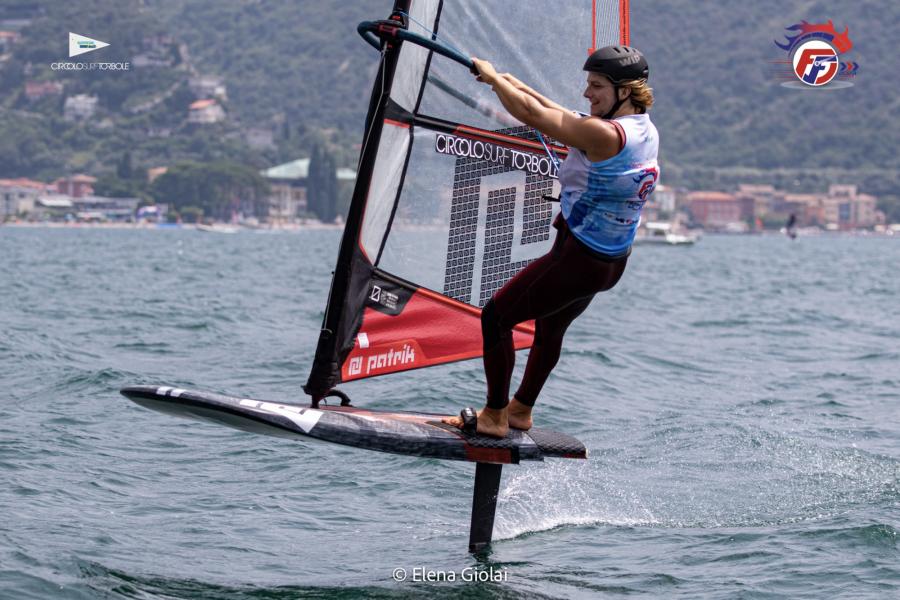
[{"x1": 583, "y1": 45, "x2": 649, "y2": 83}]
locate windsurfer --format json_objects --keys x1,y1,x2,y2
[{"x1": 444, "y1": 46, "x2": 659, "y2": 438}]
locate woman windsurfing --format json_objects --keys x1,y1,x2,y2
[{"x1": 443, "y1": 46, "x2": 659, "y2": 438}]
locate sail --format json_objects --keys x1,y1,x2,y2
[{"x1": 305, "y1": 0, "x2": 630, "y2": 399}]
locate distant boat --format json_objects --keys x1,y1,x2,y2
[
  {"x1": 196, "y1": 223, "x2": 239, "y2": 234},
  {"x1": 634, "y1": 221, "x2": 700, "y2": 246}
]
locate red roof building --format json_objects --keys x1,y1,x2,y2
[{"x1": 55, "y1": 174, "x2": 97, "y2": 198}]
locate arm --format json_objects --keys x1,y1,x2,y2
[
  {"x1": 498, "y1": 73, "x2": 568, "y2": 113},
  {"x1": 472, "y1": 58, "x2": 620, "y2": 161}
]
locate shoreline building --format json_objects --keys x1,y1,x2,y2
[
  {"x1": 54, "y1": 174, "x2": 96, "y2": 198},
  {"x1": 686, "y1": 191, "x2": 749, "y2": 232},
  {"x1": 687, "y1": 184, "x2": 882, "y2": 231},
  {"x1": 822, "y1": 184, "x2": 879, "y2": 230},
  {"x1": 0, "y1": 177, "x2": 50, "y2": 219},
  {"x1": 734, "y1": 183, "x2": 881, "y2": 230},
  {"x1": 261, "y1": 159, "x2": 309, "y2": 224},
  {"x1": 261, "y1": 159, "x2": 356, "y2": 224}
]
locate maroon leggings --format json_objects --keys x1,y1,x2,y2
[{"x1": 482, "y1": 217, "x2": 628, "y2": 409}]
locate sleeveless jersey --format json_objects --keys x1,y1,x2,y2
[{"x1": 558, "y1": 113, "x2": 659, "y2": 256}]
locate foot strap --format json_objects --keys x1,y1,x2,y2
[{"x1": 460, "y1": 407, "x2": 477, "y2": 434}]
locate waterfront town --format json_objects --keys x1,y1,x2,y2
[
  {"x1": 1, "y1": 14, "x2": 892, "y2": 236},
  {"x1": 0, "y1": 160, "x2": 356, "y2": 229},
  {"x1": 0, "y1": 170, "x2": 891, "y2": 234}
]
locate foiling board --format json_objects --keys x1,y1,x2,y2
[{"x1": 121, "y1": 386, "x2": 587, "y2": 464}]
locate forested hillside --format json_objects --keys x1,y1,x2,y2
[{"x1": 0, "y1": 0, "x2": 896, "y2": 197}]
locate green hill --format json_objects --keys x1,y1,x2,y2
[
  {"x1": 0, "y1": 0, "x2": 896, "y2": 197},
  {"x1": 632, "y1": 0, "x2": 897, "y2": 194}
]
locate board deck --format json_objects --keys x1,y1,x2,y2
[{"x1": 121, "y1": 385, "x2": 587, "y2": 464}]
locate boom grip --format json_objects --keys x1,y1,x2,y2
[{"x1": 357, "y1": 20, "x2": 474, "y2": 73}]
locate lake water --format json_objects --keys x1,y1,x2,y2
[{"x1": 1, "y1": 227, "x2": 897, "y2": 599}]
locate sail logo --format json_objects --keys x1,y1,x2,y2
[
  {"x1": 361, "y1": 344, "x2": 416, "y2": 375},
  {"x1": 348, "y1": 357, "x2": 363, "y2": 376},
  {"x1": 439, "y1": 125, "x2": 557, "y2": 306},
  {"x1": 69, "y1": 32, "x2": 110, "y2": 57},
  {"x1": 773, "y1": 20, "x2": 858, "y2": 88},
  {"x1": 435, "y1": 133, "x2": 558, "y2": 178},
  {"x1": 369, "y1": 284, "x2": 399, "y2": 310},
  {"x1": 344, "y1": 342, "x2": 420, "y2": 379}
]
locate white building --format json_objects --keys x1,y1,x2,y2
[
  {"x1": 0, "y1": 178, "x2": 46, "y2": 219},
  {"x1": 652, "y1": 184, "x2": 676, "y2": 213},
  {"x1": 188, "y1": 99, "x2": 225, "y2": 124},
  {"x1": 261, "y1": 159, "x2": 310, "y2": 223},
  {"x1": 64, "y1": 94, "x2": 98, "y2": 121},
  {"x1": 189, "y1": 75, "x2": 227, "y2": 101},
  {"x1": 823, "y1": 184, "x2": 879, "y2": 229}
]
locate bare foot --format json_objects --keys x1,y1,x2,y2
[
  {"x1": 508, "y1": 397, "x2": 533, "y2": 430},
  {"x1": 442, "y1": 406, "x2": 509, "y2": 438}
]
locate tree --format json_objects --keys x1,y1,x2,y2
[
  {"x1": 307, "y1": 141, "x2": 338, "y2": 223},
  {"x1": 116, "y1": 151, "x2": 134, "y2": 180},
  {"x1": 150, "y1": 161, "x2": 269, "y2": 221},
  {"x1": 877, "y1": 196, "x2": 900, "y2": 224},
  {"x1": 180, "y1": 206, "x2": 203, "y2": 223},
  {"x1": 94, "y1": 172, "x2": 145, "y2": 199}
]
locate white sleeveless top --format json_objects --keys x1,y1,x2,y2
[{"x1": 558, "y1": 113, "x2": 659, "y2": 256}]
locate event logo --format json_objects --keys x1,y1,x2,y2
[
  {"x1": 773, "y1": 20, "x2": 859, "y2": 88},
  {"x1": 69, "y1": 32, "x2": 109, "y2": 58},
  {"x1": 52, "y1": 32, "x2": 129, "y2": 71},
  {"x1": 633, "y1": 167, "x2": 659, "y2": 200},
  {"x1": 792, "y1": 40, "x2": 837, "y2": 86}
]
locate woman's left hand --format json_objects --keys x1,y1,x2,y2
[{"x1": 471, "y1": 57, "x2": 498, "y2": 84}]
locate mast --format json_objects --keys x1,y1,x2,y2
[{"x1": 304, "y1": 1, "x2": 412, "y2": 403}]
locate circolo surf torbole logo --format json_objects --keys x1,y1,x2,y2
[
  {"x1": 69, "y1": 32, "x2": 109, "y2": 57},
  {"x1": 772, "y1": 20, "x2": 859, "y2": 88},
  {"x1": 52, "y1": 32, "x2": 129, "y2": 71}
]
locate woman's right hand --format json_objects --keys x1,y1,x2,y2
[{"x1": 471, "y1": 57, "x2": 498, "y2": 84}]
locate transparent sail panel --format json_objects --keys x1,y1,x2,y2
[
  {"x1": 419, "y1": 0, "x2": 600, "y2": 130},
  {"x1": 377, "y1": 126, "x2": 560, "y2": 307}
]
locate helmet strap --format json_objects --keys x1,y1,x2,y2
[{"x1": 602, "y1": 85, "x2": 626, "y2": 119}]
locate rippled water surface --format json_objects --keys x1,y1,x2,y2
[{"x1": 1, "y1": 227, "x2": 897, "y2": 599}]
